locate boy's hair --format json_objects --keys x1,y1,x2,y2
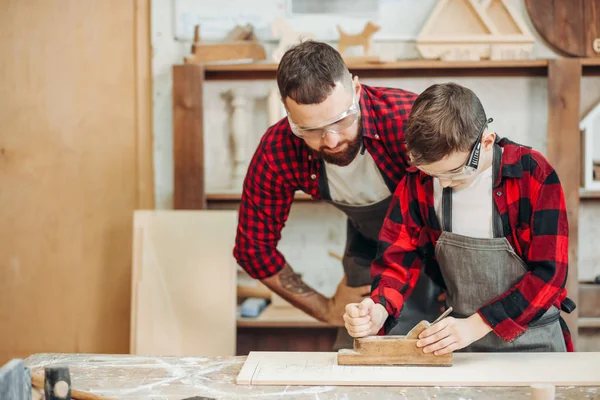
[
  {"x1": 405, "y1": 83, "x2": 488, "y2": 165},
  {"x1": 276, "y1": 40, "x2": 352, "y2": 105}
]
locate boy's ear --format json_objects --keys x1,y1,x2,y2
[{"x1": 482, "y1": 131, "x2": 496, "y2": 150}]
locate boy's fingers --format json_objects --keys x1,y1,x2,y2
[
  {"x1": 345, "y1": 303, "x2": 361, "y2": 318},
  {"x1": 358, "y1": 298, "x2": 374, "y2": 317},
  {"x1": 419, "y1": 318, "x2": 450, "y2": 339},
  {"x1": 343, "y1": 313, "x2": 371, "y2": 326},
  {"x1": 347, "y1": 325, "x2": 373, "y2": 338}
]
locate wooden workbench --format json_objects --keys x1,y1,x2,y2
[{"x1": 24, "y1": 353, "x2": 600, "y2": 399}]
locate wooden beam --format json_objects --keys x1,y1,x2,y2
[
  {"x1": 546, "y1": 58, "x2": 581, "y2": 348},
  {"x1": 173, "y1": 64, "x2": 206, "y2": 209}
]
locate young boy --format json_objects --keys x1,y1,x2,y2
[{"x1": 343, "y1": 82, "x2": 576, "y2": 354}]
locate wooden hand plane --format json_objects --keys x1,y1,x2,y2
[{"x1": 337, "y1": 307, "x2": 454, "y2": 366}]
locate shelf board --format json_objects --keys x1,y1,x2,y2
[
  {"x1": 579, "y1": 189, "x2": 600, "y2": 200},
  {"x1": 207, "y1": 192, "x2": 315, "y2": 202},
  {"x1": 582, "y1": 58, "x2": 600, "y2": 76},
  {"x1": 578, "y1": 317, "x2": 600, "y2": 329},
  {"x1": 203, "y1": 59, "x2": 552, "y2": 80},
  {"x1": 237, "y1": 305, "x2": 333, "y2": 328}
]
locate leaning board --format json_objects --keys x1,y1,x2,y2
[
  {"x1": 237, "y1": 351, "x2": 600, "y2": 386},
  {"x1": 130, "y1": 210, "x2": 238, "y2": 357}
]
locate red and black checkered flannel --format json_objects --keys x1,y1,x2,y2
[
  {"x1": 233, "y1": 85, "x2": 417, "y2": 279},
  {"x1": 371, "y1": 137, "x2": 573, "y2": 351}
]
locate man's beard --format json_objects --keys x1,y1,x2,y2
[{"x1": 315, "y1": 120, "x2": 363, "y2": 166}]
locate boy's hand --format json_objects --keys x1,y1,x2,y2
[
  {"x1": 416, "y1": 313, "x2": 492, "y2": 355},
  {"x1": 343, "y1": 298, "x2": 389, "y2": 338}
]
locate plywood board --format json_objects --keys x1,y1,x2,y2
[
  {"x1": 237, "y1": 351, "x2": 600, "y2": 386},
  {"x1": 0, "y1": 0, "x2": 151, "y2": 364},
  {"x1": 131, "y1": 210, "x2": 237, "y2": 357}
]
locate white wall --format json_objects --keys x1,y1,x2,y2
[{"x1": 152, "y1": 0, "x2": 600, "y2": 293}]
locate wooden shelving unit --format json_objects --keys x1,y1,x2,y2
[{"x1": 173, "y1": 57, "x2": 600, "y2": 347}]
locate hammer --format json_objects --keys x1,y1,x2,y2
[{"x1": 31, "y1": 367, "x2": 111, "y2": 400}]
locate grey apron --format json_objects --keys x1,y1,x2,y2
[
  {"x1": 435, "y1": 145, "x2": 566, "y2": 352},
  {"x1": 318, "y1": 152, "x2": 443, "y2": 350}
]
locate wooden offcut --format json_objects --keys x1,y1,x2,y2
[
  {"x1": 185, "y1": 42, "x2": 266, "y2": 64},
  {"x1": 185, "y1": 25, "x2": 266, "y2": 64},
  {"x1": 338, "y1": 336, "x2": 452, "y2": 366}
]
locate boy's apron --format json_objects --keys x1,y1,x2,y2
[
  {"x1": 435, "y1": 145, "x2": 566, "y2": 352},
  {"x1": 318, "y1": 155, "x2": 443, "y2": 350}
]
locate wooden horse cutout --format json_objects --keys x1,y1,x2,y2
[{"x1": 271, "y1": 18, "x2": 313, "y2": 63}]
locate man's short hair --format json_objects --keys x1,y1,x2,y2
[
  {"x1": 405, "y1": 83, "x2": 488, "y2": 165},
  {"x1": 277, "y1": 40, "x2": 352, "y2": 105}
]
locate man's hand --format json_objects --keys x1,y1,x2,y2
[
  {"x1": 343, "y1": 298, "x2": 389, "y2": 337},
  {"x1": 325, "y1": 275, "x2": 370, "y2": 326},
  {"x1": 416, "y1": 312, "x2": 493, "y2": 355}
]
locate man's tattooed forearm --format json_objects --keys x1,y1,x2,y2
[{"x1": 278, "y1": 264, "x2": 317, "y2": 296}]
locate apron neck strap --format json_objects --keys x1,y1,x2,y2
[
  {"x1": 442, "y1": 187, "x2": 453, "y2": 232},
  {"x1": 441, "y1": 144, "x2": 503, "y2": 237},
  {"x1": 491, "y1": 143, "x2": 503, "y2": 238}
]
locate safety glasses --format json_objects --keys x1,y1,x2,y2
[
  {"x1": 287, "y1": 88, "x2": 360, "y2": 141},
  {"x1": 418, "y1": 118, "x2": 493, "y2": 181}
]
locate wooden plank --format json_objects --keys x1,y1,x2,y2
[
  {"x1": 203, "y1": 60, "x2": 549, "y2": 80},
  {"x1": 203, "y1": 60, "x2": 550, "y2": 72},
  {"x1": 173, "y1": 64, "x2": 206, "y2": 209},
  {"x1": 185, "y1": 42, "x2": 266, "y2": 64},
  {"x1": 0, "y1": 0, "x2": 142, "y2": 364},
  {"x1": 546, "y1": 58, "x2": 581, "y2": 348},
  {"x1": 237, "y1": 351, "x2": 600, "y2": 386},
  {"x1": 130, "y1": 210, "x2": 237, "y2": 356}
]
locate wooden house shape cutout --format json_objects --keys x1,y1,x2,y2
[
  {"x1": 579, "y1": 102, "x2": 600, "y2": 191},
  {"x1": 416, "y1": 0, "x2": 534, "y2": 61}
]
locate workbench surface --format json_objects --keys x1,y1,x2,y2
[{"x1": 24, "y1": 353, "x2": 600, "y2": 399}]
